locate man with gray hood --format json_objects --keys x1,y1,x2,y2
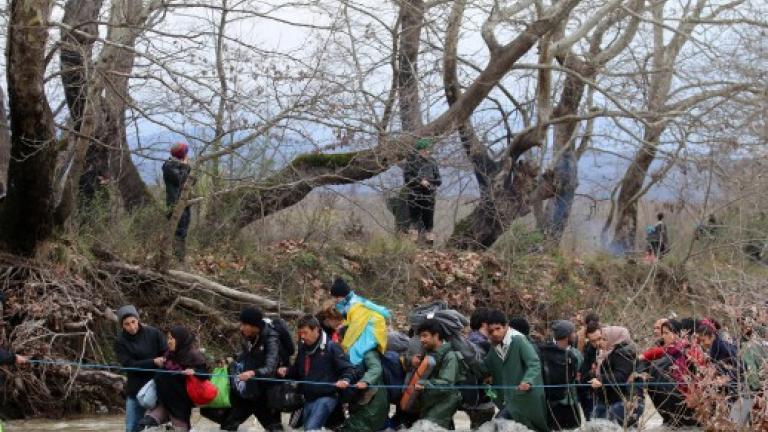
[{"x1": 113, "y1": 305, "x2": 167, "y2": 432}]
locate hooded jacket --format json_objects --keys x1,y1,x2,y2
[
  {"x1": 162, "y1": 159, "x2": 191, "y2": 207},
  {"x1": 114, "y1": 324, "x2": 168, "y2": 397}
]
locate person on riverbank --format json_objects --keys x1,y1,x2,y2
[
  {"x1": 484, "y1": 309, "x2": 548, "y2": 432},
  {"x1": 201, "y1": 307, "x2": 283, "y2": 431},
  {"x1": 576, "y1": 313, "x2": 600, "y2": 420},
  {"x1": 277, "y1": 314, "x2": 356, "y2": 431},
  {"x1": 339, "y1": 348, "x2": 390, "y2": 432},
  {"x1": 163, "y1": 142, "x2": 192, "y2": 261},
  {"x1": 113, "y1": 305, "x2": 167, "y2": 432},
  {"x1": 138, "y1": 326, "x2": 209, "y2": 432},
  {"x1": 403, "y1": 138, "x2": 441, "y2": 244}
]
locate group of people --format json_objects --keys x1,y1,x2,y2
[{"x1": 112, "y1": 279, "x2": 768, "y2": 432}]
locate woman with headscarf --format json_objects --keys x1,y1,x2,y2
[
  {"x1": 138, "y1": 326, "x2": 209, "y2": 431},
  {"x1": 589, "y1": 326, "x2": 644, "y2": 426}
]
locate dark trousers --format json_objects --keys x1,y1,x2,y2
[
  {"x1": 406, "y1": 194, "x2": 435, "y2": 232},
  {"x1": 168, "y1": 206, "x2": 191, "y2": 259},
  {"x1": 200, "y1": 392, "x2": 283, "y2": 432}
]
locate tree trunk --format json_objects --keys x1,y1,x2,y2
[
  {"x1": 398, "y1": 0, "x2": 425, "y2": 132},
  {"x1": 0, "y1": 0, "x2": 58, "y2": 256},
  {"x1": 0, "y1": 88, "x2": 11, "y2": 200},
  {"x1": 541, "y1": 56, "x2": 593, "y2": 242},
  {"x1": 610, "y1": 126, "x2": 664, "y2": 252}
]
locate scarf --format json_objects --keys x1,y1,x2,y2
[
  {"x1": 494, "y1": 327, "x2": 523, "y2": 361},
  {"x1": 165, "y1": 325, "x2": 205, "y2": 370},
  {"x1": 597, "y1": 326, "x2": 632, "y2": 367}
]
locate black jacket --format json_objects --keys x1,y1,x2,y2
[
  {"x1": 598, "y1": 342, "x2": 639, "y2": 404},
  {"x1": 403, "y1": 154, "x2": 441, "y2": 196},
  {"x1": 114, "y1": 324, "x2": 168, "y2": 397},
  {"x1": 286, "y1": 332, "x2": 356, "y2": 402},
  {"x1": 233, "y1": 325, "x2": 281, "y2": 399},
  {"x1": 162, "y1": 159, "x2": 191, "y2": 207},
  {"x1": 0, "y1": 347, "x2": 15, "y2": 366}
]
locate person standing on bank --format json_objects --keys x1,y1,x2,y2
[
  {"x1": 163, "y1": 142, "x2": 192, "y2": 261},
  {"x1": 113, "y1": 305, "x2": 167, "y2": 432},
  {"x1": 403, "y1": 138, "x2": 441, "y2": 244}
]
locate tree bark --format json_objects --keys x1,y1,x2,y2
[
  {"x1": 398, "y1": 0, "x2": 425, "y2": 132},
  {"x1": 228, "y1": 0, "x2": 582, "y2": 230},
  {"x1": 0, "y1": 0, "x2": 58, "y2": 256},
  {"x1": 0, "y1": 87, "x2": 11, "y2": 200}
]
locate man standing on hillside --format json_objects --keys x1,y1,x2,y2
[
  {"x1": 403, "y1": 138, "x2": 441, "y2": 244},
  {"x1": 163, "y1": 142, "x2": 192, "y2": 261}
]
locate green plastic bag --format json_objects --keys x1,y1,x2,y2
[{"x1": 203, "y1": 367, "x2": 231, "y2": 409}]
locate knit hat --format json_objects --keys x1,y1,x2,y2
[
  {"x1": 415, "y1": 138, "x2": 432, "y2": 151},
  {"x1": 552, "y1": 320, "x2": 576, "y2": 340},
  {"x1": 170, "y1": 142, "x2": 189, "y2": 159},
  {"x1": 330, "y1": 277, "x2": 351, "y2": 298},
  {"x1": 117, "y1": 305, "x2": 139, "y2": 324},
  {"x1": 239, "y1": 307, "x2": 265, "y2": 328}
]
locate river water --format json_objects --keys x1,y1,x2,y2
[{"x1": 4, "y1": 409, "x2": 685, "y2": 431}]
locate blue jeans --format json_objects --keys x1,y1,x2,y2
[
  {"x1": 593, "y1": 399, "x2": 644, "y2": 426},
  {"x1": 125, "y1": 396, "x2": 146, "y2": 432},
  {"x1": 303, "y1": 397, "x2": 338, "y2": 431}
]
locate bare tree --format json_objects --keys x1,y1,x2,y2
[{"x1": 0, "y1": 0, "x2": 58, "y2": 255}]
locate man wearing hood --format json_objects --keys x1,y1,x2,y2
[
  {"x1": 202, "y1": 307, "x2": 284, "y2": 431},
  {"x1": 113, "y1": 305, "x2": 167, "y2": 432},
  {"x1": 483, "y1": 309, "x2": 548, "y2": 432}
]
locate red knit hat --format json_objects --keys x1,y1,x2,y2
[{"x1": 170, "y1": 142, "x2": 189, "y2": 159}]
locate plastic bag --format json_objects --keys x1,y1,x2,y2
[
  {"x1": 137, "y1": 379, "x2": 158, "y2": 409},
  {"x1": 203, "y1": 367, "x2": 231, "y2": 409}
]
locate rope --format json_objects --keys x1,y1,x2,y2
[{"x1": 27, "y1": 358, "x2": 679, "y2": 390}]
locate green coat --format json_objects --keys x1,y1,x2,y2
[
  {"x1": 417, "y1": 342, "x2": 463, "y2": 429},
  {"x1": 484, "y1": 331, "x2": 548, "y2": 432},
  {"x1": 340, "y1": 350, "x2": 390, "y2": 432}
]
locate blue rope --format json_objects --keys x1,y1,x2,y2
[{"x1": 27, "y1": 358, "x2": 677, "y2": 390}]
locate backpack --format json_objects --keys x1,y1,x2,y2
[
  {"x1": 646, "y1": 225, "x2": 660, "y2": 242},
  {"x1": 265, "y1": 318, "x2": 295, "y2": 364},
  {"x1": 380, "y1": 351, "x2": 406, "y2": 403},
  {"x1": 537, "y1": 343, "x2": 579, "y2": 402}
]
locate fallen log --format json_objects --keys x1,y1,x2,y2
[{"x1": 99, "y1": 260, "x2": 303, "y2": 317}]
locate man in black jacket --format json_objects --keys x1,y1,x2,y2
[
  {"x1": 278, "y1": 314, "x2": 356, "y2": 431},
  {"x1": 163, "y1": 142, "x2": 192, "y2": 261},
  {"x1": 403, "y1": 138, "x2": 441, "y2": 243},
  {"x1": 113, "y1": 305, "x2": 167, "y2": 432},
  {"x1": 202, "y1": 307, "x2": 284, "y2": 431}
]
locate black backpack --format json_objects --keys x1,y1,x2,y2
[
  {"x1": 537, "y1": 343, "x2": 579, "y2": 402},
  {"x1": 265, "y1": 318, "x2": 295, "y2": 364}
]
